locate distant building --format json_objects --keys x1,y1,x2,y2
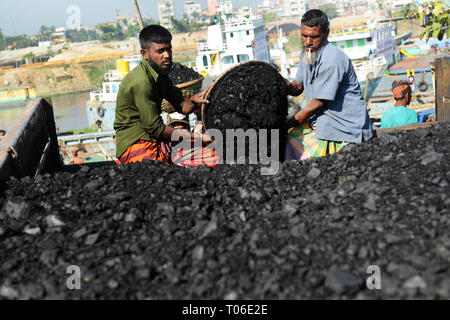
[
  {"x1": 256, "y1": 0, "x2": 271, "y2": 14},
  {"x1": 51, "y1": 27, "x2": 66, "y2": 40},
  {"x1": 390, "y1": 0, "x2": 413, "y2": 8},
  {"x1": 115, "y1": 10, "x2": 138, "y2": 25},
  {"x1": 235, "y1": 6, "x2": 253, "y2": 18},
  {"x1": 218, "y1": 1, "x2": 233, "y2": 14},
  {"x1": 283, "y1": 0, "x2": 307, "y2": 19},
  {"x1": 158, "y1": 0, "x2": 175, "y2": 29},
  {"x1": 185, "y1": 0, "x2": 202, "y2": 18},
  {"x1": 208, "y1": 0, "x2": 218, "y2": 16}
]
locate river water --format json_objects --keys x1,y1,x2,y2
[{"x1": 0, "y1": 91, "x2": 91, "y2": 133}]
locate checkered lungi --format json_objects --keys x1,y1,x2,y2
[{"x1": 285, "y1": 122, "x2": 348, "y2": 161}]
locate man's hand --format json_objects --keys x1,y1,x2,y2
[
  {"x1": 285, "y1": 79, "x2": 304, "y2": 97},
  {"x1": 181, "y1": 89, "x2": 209, "y2": 114},
  {"x1": 194, "y1": 132, "x2": 213, "y2": 146},
  {"x1": 190, "y1": 89, "x2": 209, "y2": 105},
  {"x1": 285, "y1": 115, "x2": 299, "y2": 130}
]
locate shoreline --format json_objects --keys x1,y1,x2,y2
[{"x1": 37, "y1": 87, "x2": 97, "y2": 99}]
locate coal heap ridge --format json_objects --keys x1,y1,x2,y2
[
  {"x1": 0, "y1": 123, "x2": 449, "y2": 300},
  {"x1": 168, "y1": 62, "x2": 202, "y2": 85}
]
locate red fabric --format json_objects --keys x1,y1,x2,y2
[
  {"x1": 172, "y1": 138, "x2": 219, "y2": 167},
  {"x1": 119, "y1": 140, "x2": 172, "y2": 165}
]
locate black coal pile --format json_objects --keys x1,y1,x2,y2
[
  {"x1": 168, "y1": 62, "x2": 202, "y2": 85},
  {"x1": 0, "y1": 123, "x2": 449, "y2": 300}
]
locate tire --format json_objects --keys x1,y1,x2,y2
[
  {"x1": 97, "y1": 106, "x2": 105, "y2": 118},
  {"x1": 418, "y1": 81, "x2": 428, "y2": 92}
]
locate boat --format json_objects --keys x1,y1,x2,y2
[
  {"x1": 85, "y1": 55, "x2": 141, "y2": 132},
  {"x1": 0, "y1": 87, "x2": 37, "y2": 107},
  {"x1": 194, "y1": 14, "x2": 272, "y2": 76}
]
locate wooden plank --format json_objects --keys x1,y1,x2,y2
[
  {"x1": 434, "y1": 57, "x2": 450, "y2": 123},
  {"x1": 375, "y1": 122, "x2": 437, "y2": 138}
]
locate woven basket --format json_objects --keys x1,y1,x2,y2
[{"x1": 161, "y1": 77, "x2": 204, "y2": 113}]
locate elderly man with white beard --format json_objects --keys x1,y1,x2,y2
[{"x1": 284, "y1": 9, "x2": 373, "y2": 161}]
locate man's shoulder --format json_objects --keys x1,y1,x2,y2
[
  {"x1": 121, "y1": 64, "x2": 151, "y2": 89},
  {"x1": 321, "y1": 42, "x2": 350, "y2": 65}
]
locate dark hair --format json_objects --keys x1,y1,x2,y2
[
  {"x1": 392, "y1": 80, "x2": 412, "y2": 100},
  {"x1": 139, "y1": 25, "x2": 172, "y2": 49},
  {"x1": 0, "y1": 129, "x2": 6, "y2": 135},
  {"x1": 301, "y1": 9, "x2": 330, "y2": 33}
]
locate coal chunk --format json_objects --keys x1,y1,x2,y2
[{"x1": 168, "y1": 62, "x2": 202, "y2": 85}]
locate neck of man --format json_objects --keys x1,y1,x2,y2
[{"x1": 394, "y1": 99, "x2": 409, "y2": 107}]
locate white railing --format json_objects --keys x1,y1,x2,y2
[
  {"x1": 197, "y1": 41, "x2": 227, "y2": 52},
  {"x1": 354, "y1": 56, "x2": 387, "y2": 71},
  {"x1": 105, "y1": 70, "x2": 127, "y2": 81}
]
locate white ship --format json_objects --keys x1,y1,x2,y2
[
  {"x1": 194, "y1": 15, "x2": 271, "y2": 76},
  {"x1": 86, "y1": 55, "x2": 141, "y2": 132}
]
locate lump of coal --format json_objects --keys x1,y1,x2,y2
[{"x1": 168, "y1": 62, "x2": 202, "y2": 85}]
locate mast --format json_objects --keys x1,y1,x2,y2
[{"x1": 132, "y1": 0, "x2": 145, "y2": 30}]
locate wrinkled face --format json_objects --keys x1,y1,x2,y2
[
  {"x1": 141, "y1": 42, "x2": 172, "y2": 75},
  {"x1": 301, "y1": 25, "x2": 328, "y2": 52}
]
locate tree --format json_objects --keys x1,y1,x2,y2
[
  {"x1": 263, "y1": 12, "x2": 278, "y2": 23},
  {"x1": 319, "y1": 3, "x2": 339, "y2": 20},
  {"x1": 97, "y1": 23, "x2": 125, "y2": 42},
  {"x1": 191, "y1": 11, "x2": 201, "y2": 24},
  {"x1": 404, "y1": 0, "x2": 449, "y2": 41},
  {"x1": 171, "y1": 17, "x2": 189, "y2": 34},
  {"x1": 0, "y1": 28, "x2": 6, "y2": 51}
]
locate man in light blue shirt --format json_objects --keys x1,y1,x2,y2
[
  {"x1": 285, "y1": 9, "x2": 373, "y2": 160},
  {"x1": 380, "y1": 80, "x2": 417, "y2": 129}
]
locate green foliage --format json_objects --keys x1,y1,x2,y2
[
  {"x1": 404, "y1": 0, "x2": 449, "y2": 41},
  {"x1": 0, "y1": 28, "x2": 5, "y2": 51},
  {"x1": 319, "y1": 3, "x2": 339, "y2": 20},
  {"x1": 22, "y1": 52, "x2": 35, "y2": 60},
  {"x1": 171, "y1": 17, "x2": 189, "y2": 34},
  {"x1": 263, "y1": 12, "x2": 278, "y2": 23},
  {"x1": 5, "y1": 35, "x2": 38, "y2": 49},
  {"x1": 66, "y1": 29, "x2": 99, "y2": 43},
  {"x1": 87, "y1": 66, "x2": 104, "y2": 85},
  {"x1": 98, "y1": 23, "x2": 125, "y2": 42}
]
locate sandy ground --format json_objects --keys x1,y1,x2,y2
[{"x1": 0, "y1": 64, "x2": 95, "y2": 96}]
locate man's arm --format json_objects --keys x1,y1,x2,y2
[{"x1": 286, "y1": 98, "x2": 325, "y2": 128}]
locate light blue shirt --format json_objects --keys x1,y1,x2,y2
[
  {"x1": 380, "y1": 106, "x2": 418, "y2": 129},
  {"x1": 295, "y1": 40, "x2": 373, "y2": 143}
]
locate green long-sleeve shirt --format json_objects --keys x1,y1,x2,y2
[{"x1": 114, "y1": 59, "x2": 185, "y2": 158}]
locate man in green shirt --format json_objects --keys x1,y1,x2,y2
[
  {"x1": 380, "y1": 80, "x2": 418, "y2": 129},
  {"x1": 114, "y1": 25, "x2": 211, "y2": 164}
]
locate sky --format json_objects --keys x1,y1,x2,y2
[{"x1": 0, "y1": 0, "x2": 264, "y2": 36}]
